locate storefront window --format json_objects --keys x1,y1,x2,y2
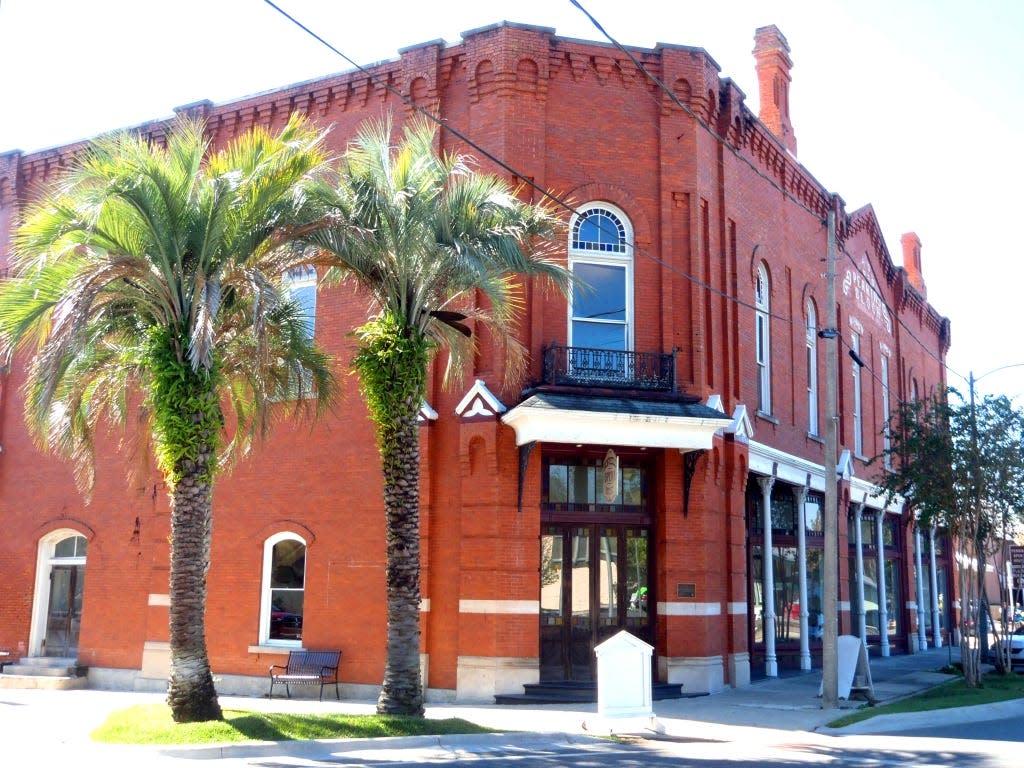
[{"x1": 544, "y1": 457, "x2": 648, "y2": 513}]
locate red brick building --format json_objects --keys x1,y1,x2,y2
[{"x1": 0, "y1": 22, "x2": 952, "y2": 700}]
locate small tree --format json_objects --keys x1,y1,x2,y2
[{"x1": 876, "y1": 389, "x2": 1024, "y2": 685}]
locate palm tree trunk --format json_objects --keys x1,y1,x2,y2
[
  {"x1": 166, "y1": 387, "x2": 223, "y2": 722},
  {"x1": 376, "y1": 392, "x2": 424, "y2": 716}
]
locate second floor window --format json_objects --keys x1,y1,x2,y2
[
  {"x1": 880, "y1": 354, "x2": 891, "y2": 466},
  {"x1": 756, "y1": 264, "x2": 772, "y2": 414},
  {"x1": 284, "y1": 266, "x2": 317, "y2": 340},
  {"x1": 569, "y1": 204, "x2": 633, "y2": 352},
  {"x1": 851, "y1": 332, "x2": 863, "y2": 456},
  {"x1": 806, "y1": 300, "x2": 819, "y2": 435}
]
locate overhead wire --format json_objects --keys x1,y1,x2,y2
[
  {"x1": 261, "y1": 0, "x2": 951, "y2": 413},
  {"x1": 567, "y1": 0, "x2": 959, "y2": 403},
  {"x1": 259, "y1": 0, "x2": 796, "y2": 327}
]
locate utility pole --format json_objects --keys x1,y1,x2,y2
[{"x1": 821, "y1": 208, "x2": 839, "y2": 709}]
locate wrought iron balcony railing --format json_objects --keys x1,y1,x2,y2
[{"x1": 541, "y1": 344, "x2": 675, "y2": 391}]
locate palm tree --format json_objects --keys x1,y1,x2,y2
[
  {"x1": 0, "y1": 114, "x2": 336, "y2": 722},
  {"x1": 308, "y1": 117, "x2": 571, "y2": 715}
]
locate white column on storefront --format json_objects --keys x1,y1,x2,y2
[
  {"x1": 876, "y1": 511, "x2": 890, "y2": 656},
  {"x1": 758, "y1": 475, "x2": 777, "y2": 677},
  {"x1": 929, "y1": 526, "x2": 942, "y2": 648},
  {"x1": 854, "y1": 503, "x2": 867, "y2": 643},
  {"x1": 914, "y1": 525, "x2": 928, "y2": 651},
  {"x1": 794, "y1": 485, "x2": 810, "y2": 671}
]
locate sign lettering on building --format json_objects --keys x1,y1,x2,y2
[
  {"x1": 602, "y1": 449, "x2": 619, "y2": 503},
  {"x1": 843, "y1": 253, "x2": 892, "y2": 335}
]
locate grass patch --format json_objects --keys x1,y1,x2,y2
[
  {"x1": 92, "y1": 704, "x2": 495, "y2": 745},
  {"x1": 828, "y1": 671, "x2": 1024, "y2": 729}
]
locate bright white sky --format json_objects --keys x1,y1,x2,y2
[{"x1": 2, "y1": 0, "x2": 1022, "y2": 402}]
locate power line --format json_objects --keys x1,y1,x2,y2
[
  {"x1": 261, "y1": 0, "x2": 949, "y2": 411},
  {"x1": 567, "y1": 0, "x2": 956, "y2": 390}
]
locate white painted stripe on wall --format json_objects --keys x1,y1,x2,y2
[
  {"x1": 657, "y1": 602, "x2": 721, "y2": 616},
  {"x1": 148, "y1": 594, "x2": 170, "y2": 606},
  {"x1": 727, "y1": 602, "x2": 748, "y2": 615},
  {"x1": 839, "y1": 601, "x2": 851, "y2": 611},
  {"x1": 458, "y1": 600, "x2": 539, "y2": 615}
]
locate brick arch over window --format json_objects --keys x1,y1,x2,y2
[
  {"x1": 563, "y1": 182, "x2": 652, "y2": 249},
  {"x1": 32, "y1": 518, "x2": 96, "y2": 542},
  {"x1": 252, "y1": 521, "x2": 316, "y2": 549}
]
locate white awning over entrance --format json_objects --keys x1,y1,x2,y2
[{"x1": 501, "y1": 392, "x2": 731, "y2": 449}]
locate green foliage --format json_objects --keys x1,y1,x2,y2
[
  {"x1": 351, "y1": 312, "x2": 430, "y2": 446},
  {"x1": 0, "y1": 111, "x2": 340, "y2": 723},
  {"x1": 91, "y1": 704, "x2": 494, "y2": 744},
  {"x1": 826, "y1": 671, "x2": 1024, "y2": 729},
  {"x1": 0, "y1": 111, "x2": 338, "y2": 496},
  {"x1": 876, "y1": 390, "x2": 1024, "y2": 533},
  {"x1": 147, "y1": 325, "x2": 222, "y2": 484},
  {"x1": 875, "y1": 388, "x2": 1024, "y2": 687},
  {"x1": 310, "y1": 114, "x2": 572, "y2": 389}
]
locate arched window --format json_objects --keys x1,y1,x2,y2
[
  {"x1": 260, "y1": 533, "x2": 306, "y2": 645},
  {"x1": 568, "y1": 204, "x2": 633, "y2": 352},
  {"x1": 806, "y1": 300, "x2": 819, "y2": 436},
  {"x1": 851, "y1": 332, "x2": 863, "y2": 456},
  {"x1": 755, "y1": 264, "x2": 772, "y2": 414},
  {"x1": 284, "y1": 266, "x2": 317, "y2": 340},
  {"x1": 880, "y1": 353, "x2": 892, "y2": 467}
]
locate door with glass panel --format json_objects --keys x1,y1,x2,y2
[
  {"x1": 540, "y1": 524, "x2": 651, "y2": 681},
  {"x1": 44, "y1": 564, "x2": 84, "y2": 657}
]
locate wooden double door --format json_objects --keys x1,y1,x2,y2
[{"x1": 539, "y1": 523, "x2": 652, "y2": 681}]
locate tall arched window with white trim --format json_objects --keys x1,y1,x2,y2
[
  {"x1": 755, "y1": 264, "x2": 772, "y2": 414},
  {"x1": 851, "y1": 332, "x2": 863, "y2": 456},
  {"x1": 806, "y1": 299, "x2": 819, "y2": 435},
  {"x1": 880, "y1": 353, "x2": 892, "y2": 467},
  {"x1": 260, "y1": 533, "x2": 306, "y2": 645},
  {"x1": 284, "y1": 266, "x2": 317, "y2": 341},
  {"x1": 568, "y1": 203, "x2": 633, "y2": 352}
]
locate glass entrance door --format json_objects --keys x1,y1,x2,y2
[
  {"x1": 44, "y1": 564, "x2": 84, "y2": 657},
  {"x1": 540, "y1": 524, "x2": 650, "y2": 681}
]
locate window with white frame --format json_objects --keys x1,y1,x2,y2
[
  {"x1": 851, "y1": 332, "x2": 863, "y2": 456},
  {"x1": 568, "y1": 204, "x2": 633, "y2": 352},
  {"x1": 806, "y1": 299, "x2": 819, "y2": 435},
  {"x1": 755, "y1": 264, "x2": 772, "y2": 414},
  {"x1": 284, "y1": 266, "x2": 317, "y2": 340},
  {"x1": 880, "y1": 354, "x2": 891, "y2": 467},
  {"x1": 260, "y1": 533, "x2": 306, "y2": 645}
]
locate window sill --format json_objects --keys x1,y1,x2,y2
[
  {"x1": 755, "y1": 411, "x2": 779, "y2": 425},
  {"x1": 806, "y1": 433, "x2": 824, "y2": 445},
  {"x1": 247, "y1": 644, "x2": 299, "y2": 655}
]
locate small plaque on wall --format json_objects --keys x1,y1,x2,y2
[{"x1": 677, "y1": 583, "x2": 696, "y2": 598}]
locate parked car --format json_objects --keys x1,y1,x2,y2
[{"x1": 990, "y1": 625, "x2": 1024, "y2": 669}]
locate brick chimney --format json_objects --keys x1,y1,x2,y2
[
  {"x1": 753, "y1": 25, "x2": 797, "y2": 155},
  {"x1": 901, "y1": 232, "x2": 927, "y2": 298}
]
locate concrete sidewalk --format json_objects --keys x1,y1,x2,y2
[{"x1": 4, "y1": 645, "x2": 1020, "y2": 764}]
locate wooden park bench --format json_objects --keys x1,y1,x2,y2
[{"x1": 268, "y1": 649, "x2": 341, "y2": 701}]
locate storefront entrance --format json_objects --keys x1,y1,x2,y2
[{"x1": 539, "y1": 523, "x2": 651, "y2": 680}]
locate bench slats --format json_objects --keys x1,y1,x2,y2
[{"x1": 269, "y1": 649, "x2": 341, "y2": 701}]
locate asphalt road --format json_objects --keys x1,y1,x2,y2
[
  {"x1": 196, "y1": 732, "x2": 1023, "y2": 767},
  {"x1": 887, "y1": 714, "x2": 1024, "y2": 742}
]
